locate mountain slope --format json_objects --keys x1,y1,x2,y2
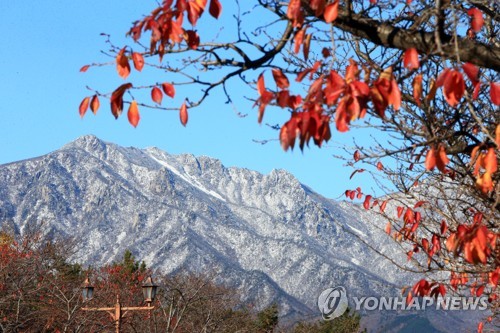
[{"x1": 0, "y1": 135, "x2": 482, "y2": 331}]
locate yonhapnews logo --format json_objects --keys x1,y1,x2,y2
[
  {"x1": 318, "y1": 286, "x2": 488, "y2": 319},
  {"x1": 317, "y1": 286, "x2": 349, "y2": 320}
]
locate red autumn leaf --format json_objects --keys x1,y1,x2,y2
[
  {"x1": 180, "y1": 101, "x2": 188, "y2": 126},
  {"x1": 377, "y1": 161, "x2": 383, "y2": 170},
  {"x1": 277, "y1": 90, "x2": 290, "y2": 108},
  {"x1": 397, "y1": 206, "x2": 404, "y2": 218},
  {"x1": 476, "y1": 285, "x2": 485, "y2": 297},
  {"x1": 322, "y1": 47, "x2": 330, "y2": 58},
  {"x1": 116, "y1": 47, "x2": 131, "y2": 79},
  {"x1": 363, "y1": 195, "x2": 372, "y2": 210},
  {"x1": 324, "y1": 1, "x2": 339, "y2": 23},
  {"x1": 208, "y1": 0, "x2": 222, "y2": 19},
  {"x1": 467, "y1": 8, "x2": 484, "y2": 32},
  {"x1": 440, "y1": 220, "x2": 448, "y2": 235},
  {"x1": 187, "y1": 1, "x2": 204, "y2": 26},
  {"x1": 354, "y1": 150, "x2": 361, "y2": 162},
  {"x1": 151, "y1": 87, "x2": 163, "y2": 105},
  {"x1": 478, "y1": 321, "x2": 484, "y2": 333},
  {"x1": 79, "y1": 65, "x2": 90, "y2": 72},
  {"x1": 414, "y1": 201, "x2": 427, "y2": 209},
  {"x1": 496, "y1": 124, "x2": 500, "y2": 147},
  {"x1": 162, "y1": 83, "x2": 176, "y2": 98},
  {"x1": 127, "y1": 100, "x2": 140, "y2": 128},
  {"x1": 287, "y1": 0, "x2": 301, "y2": 22},
  {"x1": 412, "y1": 74, "x2": 423, "y2": 107},
  {"x1": 462, "y1": 63, "x2": 479, "y2": 86},
  {"x1": 436, "y1": 145, "x2": 449, "y2": 172},
  {"x1": 272, "y1": 69, "x2": 290, "y2": 90},
  {"x1": 310, "y1": 0, "x2": 326, "y2": 16},
  {"x1": 403, "y1": 48, "x2": 419, "y2": 70},
  {"x1": 79, "y1": 97, "x2": 90, "y2": 118},
  {"x1": 294, "y1": 27, "x2": 306, "y2": 55},
  {"x1": 425, "y1": 148, "x2": 436, "y2": 170},
  {"x1": 371, "y1": 67, "x2": 401, "y2": 117},
  {"x1": 257, "y1": 72, "x2": 266, "y2": 96},
  {"x1": 110, "y1": 83, "x2": 133, "y2": 119},
  {"x1": 255, "y1": 73, "x2": 274, "y2": 123},
  {"x1": 380, "y1": 200, "x2": 388, "y2": 213},
  {"x1": 404, "y1": 208, "x2": 415, "y2": 224},
  {"x1": 406, "y1": 292, "x2": 413, "y2": 305},
  {"x1": 90, "y1": 95, "x2": 100, "y2": 114},
  {"x1": 303, "y1": 33, "x2": 312, "y2": 61},
  {"x1": 185, "y1": 30, "x2": 200, "y2": 50},
  {"x1": 437, "y1": 69, "x2": 465, "y2": 107},
  {"x1": 385, "y1": 221, "x2": 391, "y2": 235},
  {"x1": 132, "y1": 52, "x2": 144, "y2": 71},
  {"x1": 422, "y1": 238, "x2": 429, "y2": 252},
  {"x1": 280, "y1": 117, "x2": 298, "y2": 151},
  {"x1": 491, "y1": 82, "x2": 500, "y2": 106}
]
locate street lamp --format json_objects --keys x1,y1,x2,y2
[
  {"x1": 82, "y1": 277, "x2": 94, "y2": 301},
  {"x1": 142, "y1": 276, "x2": 158, "y2": 305},
  {"x1": 81, "y1": 276, "x2": 157, "y2": 333}
]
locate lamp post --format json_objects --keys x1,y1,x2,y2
[{"x1": 82, "y1": 276, "x2": 158, "y2": 333}]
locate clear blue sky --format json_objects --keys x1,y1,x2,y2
[{"x1": 0, "y1": 1, "x2": 382, "y2": 199}]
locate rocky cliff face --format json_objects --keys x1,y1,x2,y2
[{"x1": 0, "y1": 135, "x2": 482, "y2": 331}]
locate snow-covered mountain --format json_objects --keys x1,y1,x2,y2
[{"x1": 0, "y1": 136, "x2": 482, "y2": 332}]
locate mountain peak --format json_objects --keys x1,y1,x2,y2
[{"x1": 65, "y1": 134, "x2": 106, "y2": 150}]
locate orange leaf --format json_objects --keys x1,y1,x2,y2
[
  {"x1": 90, "y1": 95, "x2": 100, "y2": 114},
  {"x1": 426, "y1": 78, "x2": 437, "y2": 102},
  {"x1": 324, "y1": 1, "x2": 339, "y2": 23},
  {"x1": 127, "y1": 101, "x2": 140, "y2": 127},
  {"x1": 132, "y1": 52, "x2": 144, "y2": 72},
  {"x1": 377, "y1": 161, "x2": 384, "y2": 170},
  {"x1": 443, "y1": 70, "x2": 465, "y2": 107},
  {"x1": 476, "y1": 172, "x2": 493, "y2": 193},
  {"x1": 293, "y1": 27, "x2": 306, "y2": 55},
  {"x1": 272, "y1": 69, "x2": 290, "y2": 90},
  {"x1": 162, "y1": 83, "x2": 176, "y2": 98},
  {"x1": 403, "y1": 48, "x2": 419, "y2": 70},
  {"x1": 385, "y1": 221, "x2": 391, "y2": 235},
  {"x1": 484, "y1": 148, "x2": 497, "y2": 174},
  {"x1": 436, "y1": 145, "x2": 449, "y2": 172},
  {"x1": 425, "y1": 148, "x2": 436, "y2": 170},
  {"x1": 110, "y1": 83, "x2": 133, "y2": 119},
  {"x1": 151, "y1": 87, "x2": 163, "y2": 105},
  {"x1": 79, "y1": 65, "x2": 90, "y2": 72},
  {"x1": 478, "y1": 321, "x2": 484, "y2": 333},
  {"x1": 116, "y1": 48, "x2": 131, "y2": 79},
  {"x1": 380, "y1": 200, "x2": 388, "y2": 213},
  {"x1": 208, "y1": 0, "x2": 222, "y2": 19},
  {"x1": 467, "y1": 8, "x2": 484, "y2": 32},
  {"x1": 79, "y1": 97, "x2": 90, "y2": 118},
  {"x1": 412, "y1": 74, "x2": 422, "y2": 107},
  {"x1": 180, "y1": 101, "x2": 188, "y2": 126},
  {"x1": 491, "y1": 82, "x2": 500, "y2": 106},
  {"x1": 495, "y1": 124, "x2": 500, "y2": 147}
]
